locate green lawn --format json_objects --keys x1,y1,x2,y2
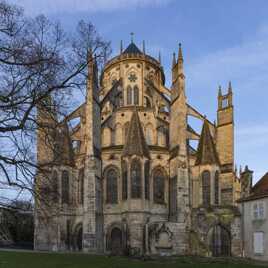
[{"x1": 0, "y1": 250, "x2": 266, "y2": 268}]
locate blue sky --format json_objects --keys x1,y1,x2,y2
[{"x1": 11, "y1": 0, "x2": 268, "y2": 183}]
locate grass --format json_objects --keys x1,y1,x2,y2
[{"x1": 0, "y1": 250, "x2": 266, "y2": 268}]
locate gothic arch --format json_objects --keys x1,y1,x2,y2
[
  {"x1": 202, "y1": 170, "x2": 211, "y2": 207},
  {"x1": 207, "y1": 224, "x2": 231, "y2": 257},
  {"x1": 127, "y1": 85, "x2": 132, "y2": 105},
  {"x1": 152, "y1": 167, "x2": 166, "y2": 204},
  {"x1": 131, "y1": 158, "x2": 142, "y2": 199},
  {"x1": 104, "y1": 165, "x2": 119, "y2": 204},
  {"x1": 133, "y1": 85, "x2": 139, "y2": 105},
  {"x1": 106, "y1": 222, "x2": 126, "y2": 255},
  {"x1": 72, "y1": 223, "x2": 83, "y2": 251}
]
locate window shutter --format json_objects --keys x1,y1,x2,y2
[{"x1": 253, "y1": 232, "x2": 264, "y2": 254}]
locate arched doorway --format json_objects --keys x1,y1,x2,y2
[
  {"x1": 73, "y1": 224, "x2": 83, "y2": 251},
  {"x1": 209, "y1": 225, "x2": 231, "y2": 257},
  {"x1": 111, "y1": 227, "x2": 123, "y2": 255}
]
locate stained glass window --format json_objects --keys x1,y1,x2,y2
[
  {"x1": 122, "y1": 161, "x2": 128, "y2": 200},
  {"x1": 153, "y1": 168, "x2": 165, "y2": 204},
  {"x1": 131, "y1": 159, "x2": 142, "y2": 198},
  {"x1": 215, "y1": 171, "x2": 219, "y2": 205},
  {"x1": 202, "y1": 170, "x2": 211, "y2": 207},
  {"x1": 144, "y1": 161, "x2": 150, "y2": 200},
  {"x1": 106, "y1": 168, "x2": 118, "y2": 204}
]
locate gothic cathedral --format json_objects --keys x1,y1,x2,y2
[{"x1": 35, "y1": 40, "x2": 245, "y2": 256}]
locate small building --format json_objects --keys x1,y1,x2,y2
[{"x1": 239, "y1": 170, "x2": 268, "y2": 261}]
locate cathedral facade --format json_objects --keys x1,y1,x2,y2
[{"x1": 34, "y1": 41, "x2": 244, "y2": 256}]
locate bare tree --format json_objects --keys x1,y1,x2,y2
[{"x1": 0, "y1": 0, "x2": 110, "y2": 207}]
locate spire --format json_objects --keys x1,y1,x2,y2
[
  {"x1": 178, "y1": 43, "x2": 183, "y2": 62},
  {"x1": 172, "y1": 52, "x2": 176, "y2": 68},
  {"x1": 122, "y1": 109, "x2": 150, "y2": 158},
  {"x1": 218, "y1": 85, "x2": 222, "y2": 97},
  {"x1": 142, "y1": 40, "x2": 145, "y2": 54},
  {"x1": 158, "y1": 51, "x2": 161, "y2": 64},
  {"x1": 195, "y1": 119, "x2": 220, "y2": 166},
  {"x1": 120, "y1": 40, "x2": 123, "y2": 54},
  {"x1": 228, "y1": 81, "x2": 232, "y2": 94},
  {"x1": 178, "y1": 43, "x2": 184, "y2": 74}
]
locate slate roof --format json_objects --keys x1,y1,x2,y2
[
  {"x1": 123, "y1": 42, "x2": 142, "y2": 55},
  {"x1": 122, "y1": 108, "x2": 150, "y2": 158},
  {"x1": 195, "y1": 119, "x2": 219, "y2": 166}
]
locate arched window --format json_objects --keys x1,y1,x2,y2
[
  {"x1": 62, "y1": 170, "x2": 69, "y2": 204},
  {"x1": 134, "y1": 86, "x2": 139, "y2": 105},
  {"x1": 51, "y1": 170, "x2": 58, "y2": 202},
  {"x1": 127, "y1": 86, "x2": 132, "y2": 105},
  {"x1": 209, "y1": 225, "x2": 231, "y2": 257},
  {"x1": 144, "y1": 96, "x2": 151, "y2": 108},
  {"x1": 215, "y1": 171, "x2": 219, "y2": 205},
  {"x1": 119, "y1": 92, "x2": 123, "y2": 107},
  {"x1": 124, "y1": 122, "x2": 130, "y2": 142},
  {"x1": 202, "y1": 170, "x2": 211, "y2": 207},
  {"x1": 122, "y1": 161, "x2": 128, "y2": 200},
  {"x1": 106, "y1": 167, "x2": 118, "y2": 204},
  {"x1": 153, "y1": 168, "x2": 165, "y2": 204},
  {"x1": 78, "y1": 168, "x2": 84, "y2": 205},
  {"x1": 144, "y1": 161, "x2": 150, "y2": 200},
  {"x1": 131, "y1": 159, "x2": 142, "y2": 198},
  {"x1": 145, "y1": 124, "x2": 154, "y2": 145}
]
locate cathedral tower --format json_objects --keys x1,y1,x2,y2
[{"x1": 216, "y1": 83, "x2": 235, "y2": 205}]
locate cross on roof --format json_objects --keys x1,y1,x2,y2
[{"x1": 130, "y1": 32, "x2": 134, "y2": 43}]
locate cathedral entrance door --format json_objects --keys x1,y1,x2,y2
[
  {"x1": 209, "y1": 225, "x2": 231, "y2": 257},
  {"x1": 111, "y1": 227, "x2": 123, "y2": 255},
  {"x1": 73, "y1": 224, "x2": 83, "y2": 251},
  {"x1": 76, "y1": 226, "x2": 83, "y2": 251}
]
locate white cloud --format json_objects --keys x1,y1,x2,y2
[{"x1": 10, "y1": 0, "x2": 173, "y2": 15}]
